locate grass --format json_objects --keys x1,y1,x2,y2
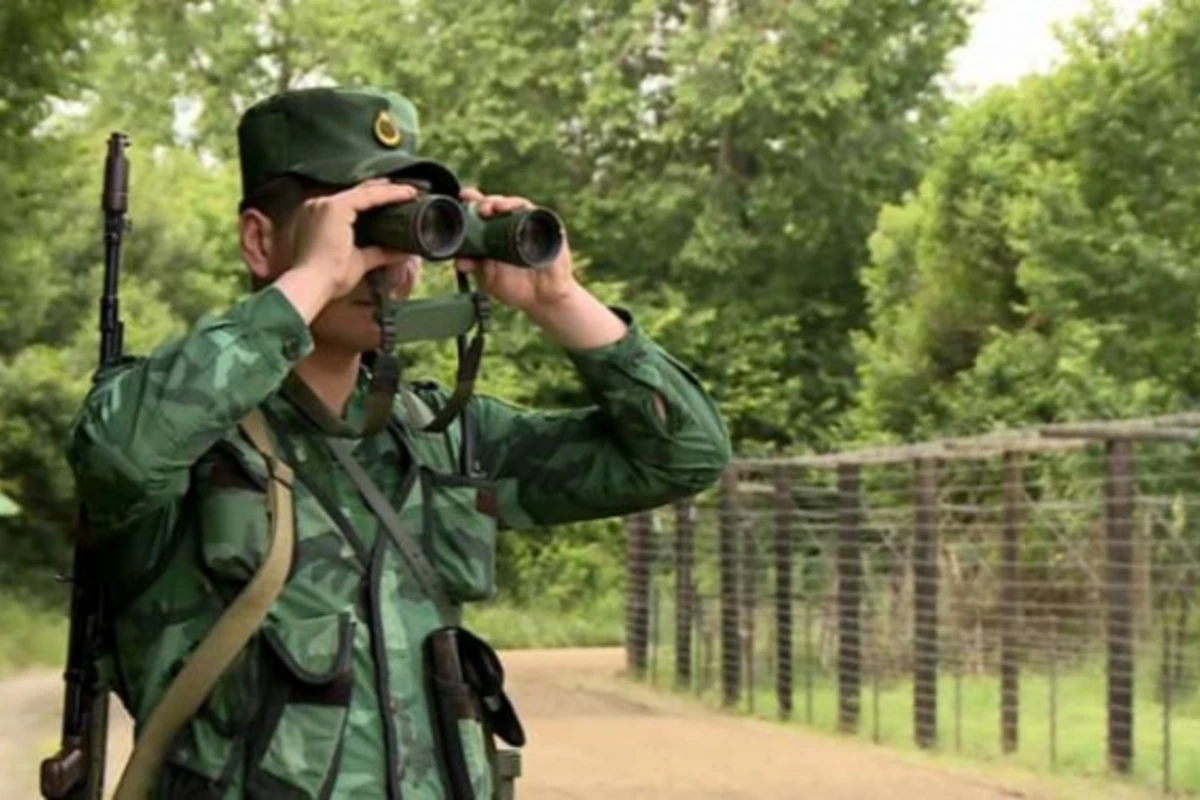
[
  {"x1": 0, "y1": 587, "x2": 625, "y2": 680},
  {"x1": 0, "y1": 587, "x2": 68, "y2": 676},
  {"x1": 628, "y1": 576, "x2": 1200, "y2": 797},
  {"x1": 464, "y1": 590, "x2": 624, "y2": 649},
  {"x1": 639, "y1": 637, "x2": 1200, "y2": 798}
]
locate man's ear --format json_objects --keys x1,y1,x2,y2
[{"x1": 239, "y1": 209, "x2": 277, "y2": 283}]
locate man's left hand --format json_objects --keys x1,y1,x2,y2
[
  {"x1": 454, "y1": 186, "x2": 628, "y2": 350},
  {"x1": 454, "y1": 187, "x2": 577, "y2": 313}
]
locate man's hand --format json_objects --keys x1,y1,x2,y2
[
  {"x1": 454, "y1": 187, "x2": 627, "y2": 349},
  {"x1": 292, "y1": 179, "x2": 419, "y2": 298},
  {"x1": 276, "y1": 179, "x2": 418, "y2": 322},
  {"x1": 453, "y1": 187, "x2": 578, "y2": 311}
]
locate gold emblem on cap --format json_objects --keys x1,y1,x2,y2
[{"x1": 373, "y1": 110, "x2": 402, "y2": 147}]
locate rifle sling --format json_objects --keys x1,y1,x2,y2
[{"x1": 112, "y1": 409, "x2": 296, "y2": 799}]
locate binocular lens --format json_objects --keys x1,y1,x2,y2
[
  {"x1": 513, "y1": 209, "x2": 562, "y2": 267},
  {"x1": 354, "y1": 193, "x2": 564, "y2": 268},
  {"x1": 415, "y1": 197, "x2": 467, "y2": 260}
]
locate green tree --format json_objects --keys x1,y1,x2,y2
[
  {"x1": 0, "y1": 0, "x2": 112, "y2": 356},
  {"x1": 83, "y1": 0, "x2": 977, "y2": 449},
  {"x1": 0, "y1": 0, "x2": 976, "y2": 597},
  {"x1": 0, "y1": 0, "x2": 124, "y2": 578},
  {"x1": 847, "y1": 0, "x2": 1200, "y2": 444}
]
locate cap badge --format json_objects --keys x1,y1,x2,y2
[{"x1": 373, "y1": 110, "x2": 403, "y2": 148}]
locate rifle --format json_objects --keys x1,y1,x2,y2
[{"x1": 40, "y1": 131, "x2": 131, "y2": 800}]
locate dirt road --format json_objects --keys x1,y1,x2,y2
[{"x1": 0, "y1": 648, "x2": 1122, "y2": 799}]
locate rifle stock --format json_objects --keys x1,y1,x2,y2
[{"x1": 41, "y1": 132, "x2": 130, "y2": 800}]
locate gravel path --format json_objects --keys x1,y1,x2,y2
[{"x1": 0, "y1": 647, "x2": 1113, "y2": 799}]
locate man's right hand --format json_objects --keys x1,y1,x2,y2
[{"x1": 275, "y1": 179, "x2": 419, "y2": 321}]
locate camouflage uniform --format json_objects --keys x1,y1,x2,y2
[{"x1": 65, "y1": 87, "x2": 731, "y2": 799}]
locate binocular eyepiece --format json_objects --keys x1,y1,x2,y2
[{"x1": 353, "y1": 192, "x2": 564, "y2": 268}]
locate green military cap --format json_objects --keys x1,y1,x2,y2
[{"x1": 237, "y1": 86, "x2": 461, "y2": 204}]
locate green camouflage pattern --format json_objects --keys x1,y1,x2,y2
[{"x1": 66, "y1": 285, "x2": 731, "y2": 798}]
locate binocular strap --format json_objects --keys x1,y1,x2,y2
[{"x1": 424, "y1": 291, "x2": 489, "y2": 434}]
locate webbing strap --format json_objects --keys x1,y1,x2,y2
[
  {"x1": 112, "y1": 409, "x2": 295, "y2": 799},
  {"x1": 423, "y1": 292, "x2": 488, "y2": 434},
  {"x1": 324, "y1": 437, "x2": 457, "y2": 624}
]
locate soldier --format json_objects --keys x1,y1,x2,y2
[{"x1": 65, "y1": 86, "x2": 730, "y2": 799}]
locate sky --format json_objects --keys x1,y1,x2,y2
[{"x1": 947, "y1": 0, "x2": 1157, "y2": 92}]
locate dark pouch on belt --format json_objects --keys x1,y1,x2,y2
[
  {"x1": 455, "y1": 627, "x2": 525, "y2": 748},
  {"x1": 424, "y1": 627, "x2": 525, "y2": 748},
  {"x1": 424, "y1": 627, "x2": 526, "y2": 800}
]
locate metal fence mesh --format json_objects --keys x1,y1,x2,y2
[{"x1": 624, "y1": 423, "x2": 1200, "y2": 796}]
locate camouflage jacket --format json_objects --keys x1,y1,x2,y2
[{"x1": 66, "y1": 285, "x2": 731, "y2": 799}]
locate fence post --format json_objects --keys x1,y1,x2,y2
[
  {"x1": 837, "y1": 462, "x2": 863, "y2": 734},
  {"x1": 1161, "y1": 620, "x2": 1173, "y2": 795},
  {"x1": 1001, "y1": 451, "x2": 1023, "y2": 754},
  {"x1": 912, "y1": 457, "x2": 939, "y2": 749},
  {"x1": 625, "y1": 511, "x2": 653, "y2": 678},
  {"x1": 674, "y1": 498, "x2": 695, "y2": 690},
  {"x1": 742, "y1": 490, "x2": 757, "y2": 714},
  {"x1": 1105, "y1": 438, "x2": 1135, "y2": 774},
  {"x1": 719, "y1": 468, "x2": 741, "y2": 708},
  {"x1": 775, "y1": 465, "x2": 794, "y2": 720}
]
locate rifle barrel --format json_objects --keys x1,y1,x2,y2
[{"x1": 41, "y1": 131, "x2": 130, "y2": 800}]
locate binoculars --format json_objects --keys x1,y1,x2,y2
[{"x1": 354, "y1": 188, "x2": 564, "y2": 268}]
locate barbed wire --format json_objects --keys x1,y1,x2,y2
[{"x1": 624, "y1": 415, "x2": 1200, "y2": 797}]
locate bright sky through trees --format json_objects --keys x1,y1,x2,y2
[{"x1": 949, "y1": 0, "x2": 1155, "y2": 92}]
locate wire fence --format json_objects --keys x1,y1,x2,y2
[{"x1": 623, "y1": 414, "x2": 1200, "y2": 796}]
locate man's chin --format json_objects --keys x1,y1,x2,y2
[{"x1": 310, "y1": 327, "x2": 384, "y2": 355}]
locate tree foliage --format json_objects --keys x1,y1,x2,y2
[
  {"x1": 11, "y1": 0, "x2": 1200, "y2": 614},
  {"x1": 1, "y1": 0, "x2": 975, "y2": 589},
  {"x1": 848, "y1": 0, "x2": 1200, "y2": 444}
]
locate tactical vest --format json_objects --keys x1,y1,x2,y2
[{"x1": 102, "y1": 384, "x2": 520, "y2": 799}]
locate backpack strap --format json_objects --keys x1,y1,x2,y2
[{"x1": 112, "y1": 408, "x2": 295, "y2": 799}]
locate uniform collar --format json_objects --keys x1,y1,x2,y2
[{"x1": 277, "y1": 369, "x2": 373, "y2": 438}]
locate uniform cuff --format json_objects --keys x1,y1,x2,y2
[
  {"x1": 562, "y1": 307, "x2": 654, "y2": 377},
  {"x1": 234, "y1": 285, "x2": 315, "y2": 365},
  {"x1": 563, "y1": 306, "x2": 701, "y2": 427}
]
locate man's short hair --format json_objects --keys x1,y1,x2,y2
[{"x1": 240, "y1": 173, "x2": 330, "y2": 227}]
